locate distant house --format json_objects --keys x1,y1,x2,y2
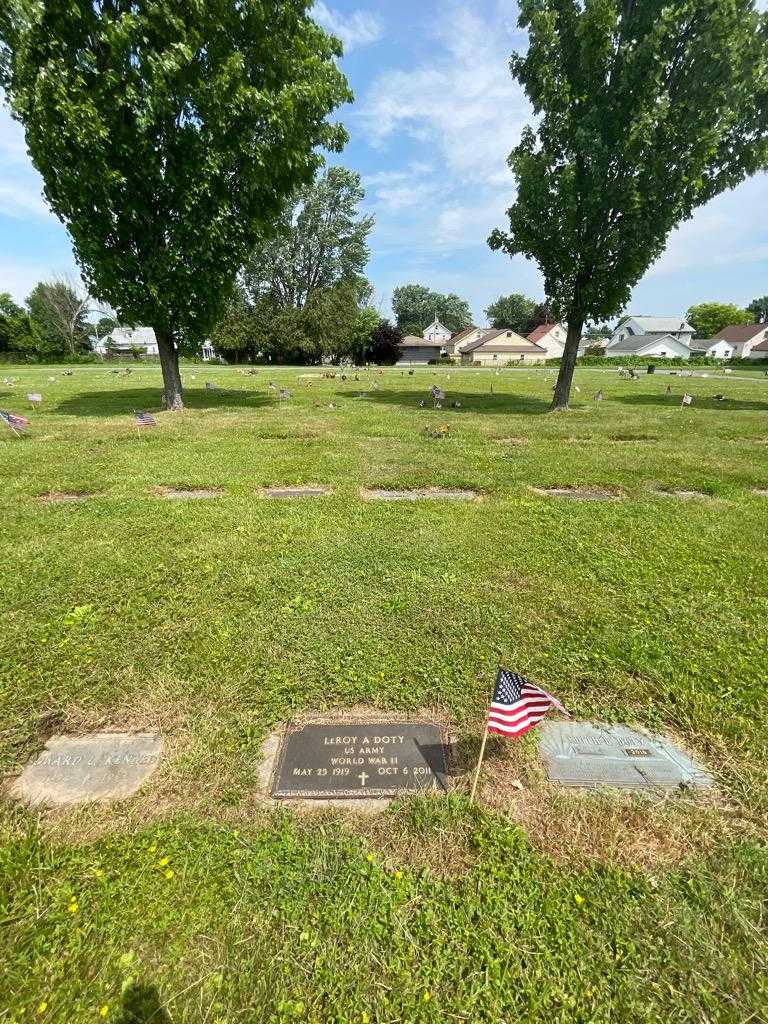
[
  {"x1": 606, "y1": 333, "x2": 696, "y2": 360},
  {"x1": 93, "y1": 326, "x2": 218, "y2": 361},
  {"x1": 449, "y1": 326, "x2": 492, "y2": 358},
  {"x1": 397, "y1": 316, "x2": 466, "y2": 365},
  {"x1": 460, "y1": 329, "x2": 547, "y2": 366},
  {"x1": 604, "y1": 316, "x2": 697, "y2": 360},
  {"x1": 606, "y1": 316, "x2": 695, "y2": 358},
  {"x1": 527, "y1": 323, "x2": 567, "y2": 358},
  {"x1": 705, "y1": 324, "x2": 768, "y2": 360}
]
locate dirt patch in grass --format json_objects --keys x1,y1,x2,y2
[
  {"x1": 752, "y1": 488, "x2": 768, "y2": 497},
  {"x1": 530, "y1": 486, "x2": 622, "y2": 501},
  {"x1": 361, "y1": 487, "x2": 479, "y2": 501},
  {"x1": 260, "y1": 485, "x2": 332, "y2": 498},
  {"x1": 155, "y1": 487, "x2": 224, "y2": 500},
  {"x1": 494, "y1": 437, "x2": 529, "y2": 446},
  {"x1": 37, "y1": 491, "x2": 101, "y2": 503}
]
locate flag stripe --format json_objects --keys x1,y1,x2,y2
[{"x1": 484, "y1": 668, "x2": 567, "y2": 742}]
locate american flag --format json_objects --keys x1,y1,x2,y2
[
  {"x1": 681, "y1": 393, "x2": 693, "y2": 406},
  {"x1": 487, "y1": 668, "x2": 568, "y2": 738},
  {"x1": 27, "y1": 392, "x2": 42, "y2": 404},
  {"x1": 134, "y1": 410, "x2": 157, "y2": 427},
  {"x1": 0, "y1": 409, "x2": 30, "y2": 433}
]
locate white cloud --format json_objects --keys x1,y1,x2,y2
[
  {"x1": 358, "y1": 3, "x2": 528, "y2": 188},
  {"x1": 313, "y1": 3, "x2": 383, "y2": 53},
  {"x1": 0, "y1": 106, "x2": 51, "y2": 220}
]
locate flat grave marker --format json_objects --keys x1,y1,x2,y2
[
  {"x1": 262, "y1": 485, "x2": 331, "y2": 498},
  {"x1": 531, "y1": 486, "x2": 621, "y2": 501},
  {"x1": 271, "y1": 722, "x2": 447, "y2": 800},
  {"x1": 538, "y1": 721, "x2": 712, "y2": 790},
  {"x1": 361, "y1": 488, "x2": 477, "y2": 501},
  {"x1": 10, "y1": 733, "x2": 164, "y2": 806}
]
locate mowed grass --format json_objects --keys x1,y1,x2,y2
[{"x1": 1, "y1": 362, "x2": 767, "y2": 1023}]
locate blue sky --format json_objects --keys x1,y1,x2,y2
[{"x1": 1, "y1": 0, "x2": 767, "y2": 324}]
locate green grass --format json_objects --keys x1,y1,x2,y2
[{"x1": 1, "y1": 363, "x2": 768, "y2": 1022}]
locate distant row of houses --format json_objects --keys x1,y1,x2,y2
[{"x1": 396, "y1": 316, "x2": 768, "y2": 366}]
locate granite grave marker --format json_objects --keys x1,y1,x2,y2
[
  {"x1": 271, "y1": 722, "x2": 447, "y2": 800},
  {"x1": 538, "y1": 721, "x2": 712, "y2": 790},
  {"x1": 10, "y1": 733, "x2": 164, "y2": 806}
]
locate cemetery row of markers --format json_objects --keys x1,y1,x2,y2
[{"x1": 10, "y1": 668, "x2": 713, "y2": 809}]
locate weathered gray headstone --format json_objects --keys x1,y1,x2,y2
[
  {"x1": 9, "y1": 733, "x2": 163, "y2": 806},
  {"x1": 272, "y1": 722, "x2": 447, "y2": 800},
  {"x1": 538, "y1": 721, "x2": 711, "y2": 790}
]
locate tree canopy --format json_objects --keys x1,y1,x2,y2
[
  {"x1": 242, "y1": 166, "x2": 373, "y2": 313},
  {"x1": 392, "y1": 285, "x2": 473, "y2": 337},
  {"x1": 490, "y1": 0, "x2": 768, "y2": 409},
  {"x1": 747, "y1": 295, "x2": 768, "y2": 323},
  {"x1": 686, "y1": 302, "x2": 753, "y2": 339},
  {"x1": 0, "y1": 0, "x2": 351, "y2": 407},
  {"x1": 26, "y1": 278, "x2": 92, "y2": 355},
  {"x1": 484, "y1": 293, "x2": 538, "y2": 334}
]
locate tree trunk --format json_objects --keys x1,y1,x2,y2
[
  {"x1": 551, "y1": 317, "x2": 585, "y2": 411},
  {"x1": 155, "y1": 327, "x2": 184, "y2": 410}
]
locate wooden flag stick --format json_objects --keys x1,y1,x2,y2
[{"x1": 469, "y1": 723, "x2": 490, "y2": 806}]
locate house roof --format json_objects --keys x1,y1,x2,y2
[
  {"x1": 751, "y1": 338, "x2": 768, "y2": 352},
  {"x1": 464, "y1": 329, "x2": 545, "y2": 354},
  {"x1": 450, "y1": 326, "x2": 478, "y2": 343},
  {"x1": 712, "y1": 324, "x2": 767, "y2": 343},
  {"x1": 400, "y1": 335, "x2": 444, "y2": 349},
  {"x1": 625, "y1": 316, "x2": 694, "y2": 334},
  {"x1": 609, "y1": 333, "x2": 689, "y2": 355},
  {"x1": 527, "y1": 323, "x2": 561, "y2": 344}
]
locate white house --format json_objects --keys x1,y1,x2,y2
[
  {"x1": 607, "y1": 316, "x2": 695, "y2": 355},
  {"x1": 422, "y1": 316, "x2": 452, "y2": 344},
  {"x1": 527, "y1": 323, "x2": 567, "y2": 357},
  {"x1": 93, "y1": 326, "x2": 218, "y2": 361},
  {"x1": 94, "y1": 325, "x2": 160, "y2": 357},
  {"x1": 606, "y1": 333, "x2": 695, "y2": 360},
  {"x1": 705, "y1": 324, "x2": 768, "y2": 360}
]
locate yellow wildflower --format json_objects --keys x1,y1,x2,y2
[
  {"x1": 365, "y1": 853, "x2": 375, "y2": 863},
  {"x1": 99, "y1": 1006, "x2": 109, "y2": 1018},
  {"x1": 68, "y1": 900, "x2": 79, "y2": 914},
  {"x1": 422, "y1": 991, "x2": 431, "y2": 1003},
  {"x1": 394, "y1": 870, "x2": 403, "y2": 881},
  {"x1": 574, "y1": 893, "x2": 585, "y2": 907},
  {"x1": 37, "y1": 1002, "x2": 48, "y2": 1015},
  {"x1": 148, "y1": 845, "x2": 157, "y2": 853},
  {"x1": 157, "y1": 857, "x2": 170, "y2": 868},
  {"x1": 94, "y1": 869, "x2": 104, "y2": 878},
  {"x1": 362, "y1": 1014, "x2": 370, "y2": 1023},
  {"x1": 164, "y1": 869, "x2": 174, "y2": 880}
]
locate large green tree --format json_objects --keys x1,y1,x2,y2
[
  {"x1": 242, "y1": 166, "x2": 373, "y2": 313},
  {"x1": 26, "y1": 278, "x2": 92, "y2": 355},
  {"x1": 392, "y1": 284, "x2": 472, "y2": 337},
  {"x1": 490, "y1": 0, "x2": 768, "y2": 410},
  {"x1": 0, "y1": 292, "x2": 39, "y2": 355},
  {"x1": 747, "y1": 295, "x2": 768, "y2": 323},
  {"x1": 0, "y1": 1, "x2": 351, "y2": 408},
  {"x1": 484, "y1": 293, "x2": 538, "y2": 333},
  {"x1": 686, "y1": 302, "x2": 753, "y2": 339}
]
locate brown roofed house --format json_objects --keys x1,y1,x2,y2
[{"x1": 705, "y1": 323, "x2": 768, "y2": 360}]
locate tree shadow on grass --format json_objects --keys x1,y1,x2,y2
[
  {"x1": 613, "y1": 394, "x2": 768, "y2": 412},
  {"x1": 338, "y1": 389, "x2": 552, "y2": 416},
  {"x1": 115, "y1": 983, "x2": 170, "y2": 1024},
  {"x1": 54, "y1": 387, "x2": 274, "y2": 417}
]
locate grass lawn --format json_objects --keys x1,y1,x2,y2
[{"x1": 1, "y1": 362, "x2": 767, "y2": 1023}]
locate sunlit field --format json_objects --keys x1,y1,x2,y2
[{"x1": 2, "y1": 362, "x2": 767, "y2": 1023}]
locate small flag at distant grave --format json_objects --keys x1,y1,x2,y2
[
  {"x1": 0, "y1": 409, "x2": 30, "y2": 435},
  {"x1": 470, "y1": 668, "x2": 569, "y2": 804},
  {"x1": 134, "y1": 410, "x2": 157, "y2": 427},
  {"x1": 205, "y1": 381, "x2": 216, "y2": 391},
  {"x1": 279, "y1": 387, "x2": 291, "y2": 400},
  {"x1": 593, "y1": 390, "x2": 603, "y2": 402},
  {"x1": 681, "y1": 392, "x2": 693, "y2": 407},
  {"x1": 27, "y1": 392, "x2": 42, "y2": 406}
]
